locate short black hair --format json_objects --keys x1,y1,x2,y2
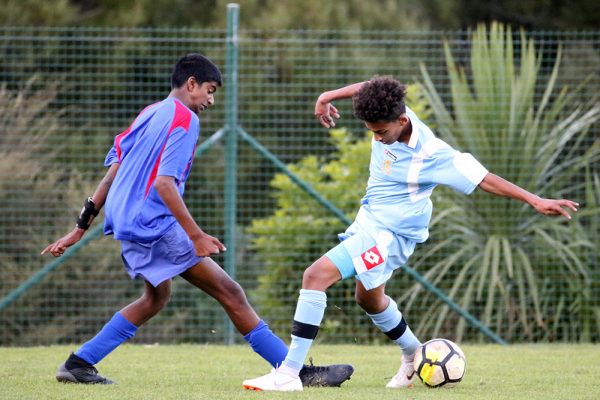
[
  {"x1": 170, "y1": 53, "x2": 223, "y2": 89},
  {"x1": 352, "y1": 76, "x2": 407, "y2": 122}
]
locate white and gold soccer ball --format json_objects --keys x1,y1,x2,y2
[{"x1": 413, "y1": 338, "x2": 466, "y2": 388}]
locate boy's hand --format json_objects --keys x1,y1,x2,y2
[
  {"x1": 315, "y1": 99, "x2": 340, "y2": 128},
  {"x1": 41, "y1": 228, "x2": 85, "y2": 257},
  {"x1": 531, "y1": 198, "x2": 579, "y2": 220},
  {"x1": 193, "y1": 232, "x2": 227, "y2": 257}
]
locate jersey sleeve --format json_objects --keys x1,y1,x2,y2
[
  {"x1": 431, "y1": 142, "x2": 488, "y2": 195},
  {"x1": 157, "y1": 127, "x2": 196, "y2": 181},
  {"x1": 104, "y1": 145, "x2": 119, "y2": 167}
]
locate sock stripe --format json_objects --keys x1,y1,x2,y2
[
  {"x1": 384, "y1": 317, "x2": 407, "y2": 340},
  {"x1": 291, "y1": 320, "x2": 320, "y2": 339}
]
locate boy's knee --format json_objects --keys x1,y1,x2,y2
[
  {"x1": 217, "y1": 279, "x2": 248, "y2": 306},
  {"x1": 302, "y1": 265, "x2": 321, "y2": 286},
  {"x1": 355, "y1": 294, "x2": 383, "y2": 313},
  {"x1": 355, "y1": 292, "x2": 368, "y2": 310},
  {"x1": 143, "y1": 291, "x2": 171, "y2": 313},
  {"x1": 227, "y1": 280, "x2": 246, "y2": 300},
  {"x1": 302, "y1": 258, "x2": 339, "y2": 290},
  {"x1": 355, "y1": 288, "x2": 388, "y2": 314},
  {"x1": 156, "y1": 294, "x2": 171, "y2": 311}
]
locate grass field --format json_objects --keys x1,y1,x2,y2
[{"x1": 1, "y1": 344, "x2": 598, "y2": 399}]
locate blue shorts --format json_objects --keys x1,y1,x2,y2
[
  {"x1": 325, "y1": 221, "x2": 416, "y2": 290},
  {"x1": 120, "y1": 223, "x2": 203, "y2": 287}
]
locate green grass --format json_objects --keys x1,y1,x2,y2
[{"x1": 1, "y1": 344, "x2": 598, "y2": 399}]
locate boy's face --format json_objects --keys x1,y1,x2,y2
[
  {"x1": 365, "y1": 114, "x2": 411, "y2": 145},
  {"x1": 187, "y1": 78, "x2": 219, "y2": 113}
]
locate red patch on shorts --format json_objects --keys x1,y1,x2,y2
[{"x1": 360, "y1": 246, "x2": 384, "y2": 270}]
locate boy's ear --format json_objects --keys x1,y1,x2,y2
[{"x1": 186, "y1": 76, "x2": 197, "y2": 91}]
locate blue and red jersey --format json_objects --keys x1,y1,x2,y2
[{"x1": 103, "y1": 98, "x2": 200, "y2": 242}]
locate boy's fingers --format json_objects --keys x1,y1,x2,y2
[
  {"x1": 564, "y1": 200, "x2": 578, "y2": 212},
  {"x1": 41, "y1": 244, "x2": 56, "y2": 255},
  {"x1": 319, "y1": 115, "x2": 334, "y2": 127},
  {"x1": 556, "y1": 207, "x2": 571, "y2": 220}
]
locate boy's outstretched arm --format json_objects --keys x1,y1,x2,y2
[
  {"x1": 478, "y1": 172, "x2": 579, "y2": 220},
  {"x1": 314, "y1": 81, "x2": 366, "y2": 128},
  {"x1": 41, "y1": 163, "x2": 120, "y2": 256}
]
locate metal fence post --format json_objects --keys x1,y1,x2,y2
[{"x1": 223, "y1": 2, "x2": 240, "y2": 345}]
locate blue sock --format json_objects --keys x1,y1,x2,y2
[
  {"x1": 75, "y1": 312, "x2": 138, "y2": 365},
  {"x1": 282, "y1": 289, "x2": 327, "y2": 371},
  {"x1": 367, "y1": 296, "x2": 420, "y2": 355},
  {"x1": 243, "y1": 320, "x2": 289, "y2": 368}
]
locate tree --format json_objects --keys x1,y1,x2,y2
[{"x1": 4, "y1": 0, "x2": 598, "y2": 30}]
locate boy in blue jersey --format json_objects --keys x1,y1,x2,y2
[
  {"x1": 41, "y1": 53, "x2": 353, "y2": 388},
  {"x1": 242, "y1": 76, "x2": 579, "y2": 391}
]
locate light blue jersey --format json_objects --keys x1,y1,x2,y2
[
  {"x1": 359, "y1": 107, "x2": 487, "y2": 242},
  {"x1": 326, "y1": 107, "x2": 488, "y2": 289}
]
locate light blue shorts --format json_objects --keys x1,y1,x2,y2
[
  {"x1": 325, "y1": 222, "x2": 416, "y2": 291},
  {"x1": 120, "y1": 223, "x2": 203, "y2": 287}
]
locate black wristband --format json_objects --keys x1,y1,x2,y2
[{"x1": 75, "y1": 197, "x2": 99, "y2": 230}]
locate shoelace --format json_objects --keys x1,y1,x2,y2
[
  {"x1": 80, "y1": 365, "x2": 99, "y2": 375},
  {"x1": 304, "y1": 357, "x2": 328, "y2": 372}
]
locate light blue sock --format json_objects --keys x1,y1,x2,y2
[
  {"x1": 75, "y1": 312, "x2": 138, "y2": 365},
  {"x1": 367, "y1": 296, "x2": 420, "y2": 355},
  {"x1": 282, "y1": 289, "x2": 327, "y2": 371},
  {"x1": 243, "y1": 320, "x2": 289, "y2": 368}
]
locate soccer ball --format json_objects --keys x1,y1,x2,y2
[{"x1": 413, "y1": 338, "x2": 466, "y2": 388}]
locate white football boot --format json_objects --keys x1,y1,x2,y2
[
  {"x1": 243, "y1": 368, "x2": 303, "y2": 392},
  {"x1": 386, "y1": 353, "x2": 416, "y2": 389}
]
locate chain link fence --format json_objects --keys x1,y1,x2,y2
[{"x1": 1, "y1": 26, "x2": 598, "y2": 346}]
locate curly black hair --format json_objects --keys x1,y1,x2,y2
[{"x1": 352, "y1": 76, "x2": 407, "y2": 122}]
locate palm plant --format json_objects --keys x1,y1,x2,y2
[{"x1": 408, "y1": 22, "x2": 600, "y2": 342}]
